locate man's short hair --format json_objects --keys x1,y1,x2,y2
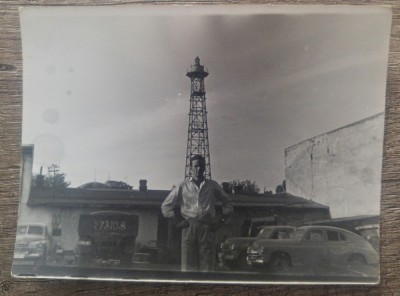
[{"x1": 190, "y1": 154, "x2": 205, "y2": 166}]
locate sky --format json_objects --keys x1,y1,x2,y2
[{"x1": 20, "y1": 6, "x2": 391, "y2": 215}]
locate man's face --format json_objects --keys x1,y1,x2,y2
[{"x1": 191, "y1": 159, "x2": 205, "y2": 181}]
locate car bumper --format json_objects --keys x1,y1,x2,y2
[
  {"x1": 13, "y1": 259, "x2": 37, "y2": 266},
  {"x1": 219, "y1": 253, "x2": 238, "y2": 262},
  {"x1": 218, "y1": 250, "x2": 240, "y2": 262},
  {"x1": 246, "y1": 253, "x2": 265, "y2": 265},
  {"x1": 14, "y1": 251, "x2": 45, "y2": 265},
  {"x1": 14, "y1": 251, "x2": 44, "y2": 259}
]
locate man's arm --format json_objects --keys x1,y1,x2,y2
[
  {"x1": 214, "y1": 182, "x2": 233, "y2": 216},
  {"x1": 161, "y1": 185, "x2": 189, "y2": 229},
  {"x1": 208, "y1": 183, "x2": 233, "y2": 232},
  {"x1": 161, "y1": 185, "x2": 181, "y2": 219}
]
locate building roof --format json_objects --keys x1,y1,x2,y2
[
  {"x1": 27, "y1": 187, "x2": 329, "y2": 210},
  {"x1": 28, "y1": 187, "x2": 167, "y2": 208}
]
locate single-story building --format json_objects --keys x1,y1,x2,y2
[{"x1": 17, "y1": 145, "x2": 332, "y2": 265}]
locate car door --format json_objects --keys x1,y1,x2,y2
[
  {"x1": 326, "y1": 230, "x2": 351, "y2": 267},
  {"x1": 295, "y1": 229, "x2": 328, "y2": 269}
]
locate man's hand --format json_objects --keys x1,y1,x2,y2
[
  {"x1": 220, "y1": 214, "x2": 232, "y2": 225},
  {"x1": 169, "y1": 216, "x2": 189, "y2": 229},
  {"x1": 176, "y1": 219, "x2": 189, "y2": 229},
  {"x1": 210, "y1": 214, "x2": 232, "y2": 232}
]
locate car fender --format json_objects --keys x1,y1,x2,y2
[
  {"x1": 261, "y1": 243, "x2": 297, "y2": 264},
  {"x1": 349, "y1": 239, "x2": 379, "y2": 265}
]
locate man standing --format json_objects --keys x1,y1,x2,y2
[{"x1": 161, "y1": 155, "x2": 233, "y2": 272}]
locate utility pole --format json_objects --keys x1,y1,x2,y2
[{"x1": 48, "y1": 164, "x2": 60, "y2": 187}]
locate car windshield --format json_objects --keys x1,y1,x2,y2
[
  {"x1": 291, "y1": 229, "x2": 307, "y2": 240},
  {"x1": 258, "y1": 228, "x2": 273, "y2": 239},
  {"x1": 27, "y1": 226, "x2": 44, "y2": 235}
]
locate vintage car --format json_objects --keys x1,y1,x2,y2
[
  {"x1": 77, "y1": 211, "x2": 139, "y2": 267},
  {"x1": 247, "y1": 225, "x2": 379, "y2": 273},
  {"x1": 14, "y1": 223, "x2": 50, "y2": 266},
  {"x1": 218, "y1": 225, "x2": 295, "y2": 269}
]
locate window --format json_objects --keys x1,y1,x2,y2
[
  {"x1": 327, "y1": 231, "x2": 340, "y2": 241},
  {"x1": 258, "y1": 228, "x2": 273, "y2": 239},
  {"x1": 339, "y1": 232, "x2": 347, "y2": 241},
  {"x1": 277, "y1": 231, "x2": 290, "y2": 239},
  {"x1": 306, "y1": 230, "x2": 324, "y2": 241},
  {"x1": 292, "y1": 229, "x2": 306, "y2": 240},
  {"x1": 28, "y1": 226, "x2": 44, "y2": 235}
]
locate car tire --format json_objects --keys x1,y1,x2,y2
[
  {"x1": 347, "y1": 254, "x2": 367, "y2": 267},
  {"x1": 269, "y1": 253, "x2": 290, "y2": 273}
]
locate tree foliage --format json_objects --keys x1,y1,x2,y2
[
  {"x1": 230, "y1": 179, "x2": 260, "y2": 194},
  {"x1": 275, "y1": 180, "x2": 286, "y2": 194},
  {"x1": 32, "y1": 172, "x2": 71, "y2": 189}
]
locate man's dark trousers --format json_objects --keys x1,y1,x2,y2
[{"x1": 181, "y1": 220, "x2": 215, "y2": 272}]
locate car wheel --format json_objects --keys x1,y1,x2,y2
[
  {"x1": 269, "y1": 254, "x2": 290, "y2": 273},
  {"x1": 347, "y1": 254, "x2": 367, "y2": 267}
]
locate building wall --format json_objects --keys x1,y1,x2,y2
[
  {"x1": 134, "y1": 209, "x2": 159, "y2": 245},
  {"x1": 18, "y1": 146, "x2": 53, "y2": 229},
  {"x1": 278, "y1": 208, "x2": 330, "y2": 226},
  {"x1": 285, "y1": 113, "x2": 384, "y2": 218},
  {"x1": 53, "y1": 208, "x2": 82, "y2": 251}
]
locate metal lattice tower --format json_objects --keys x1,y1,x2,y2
[{"x1": 185, "y1": 57, "x2": 211, "y2": 180}]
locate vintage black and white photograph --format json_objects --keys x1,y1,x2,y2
[{"x1": 13, "y1": 5, "x2": 391, "y2": 284}]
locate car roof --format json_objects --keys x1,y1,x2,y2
[
  {"x1": 17, "y1": 223, "x2": 47, "y2": 228},
  {"x1": 261, "y1": 225, "x2": 296, "y2": 230},
  {"x1": 89, "y1": 211, "x2": 136, "y2": 215},
  {"x1": 297, "y1": 225, "x2": 368, "y2": 242},
  {"x1": 297, "y1": 225, "x2": 357, "y2": 234}
]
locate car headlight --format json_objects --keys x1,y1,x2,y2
[{"x1": 229, "y1": 244, "x2": 235, "y2": 251}]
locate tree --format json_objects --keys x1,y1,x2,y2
[
  {"x1": 230, "y1": 179, "x2": 260, "y2": 194},
  {"x1": 275, "y1": 180, "x2": 286, "y2": 194},
  {"x1": 32, "y1": 165, "x2": 71, "y2": 189}
]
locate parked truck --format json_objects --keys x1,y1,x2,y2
[
  {"x1": 14, "y1": 223, "x2": 51, "y2": 266},
  {"x1": 77, "y1": 211, "x2": 139, "y2": 267}
]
